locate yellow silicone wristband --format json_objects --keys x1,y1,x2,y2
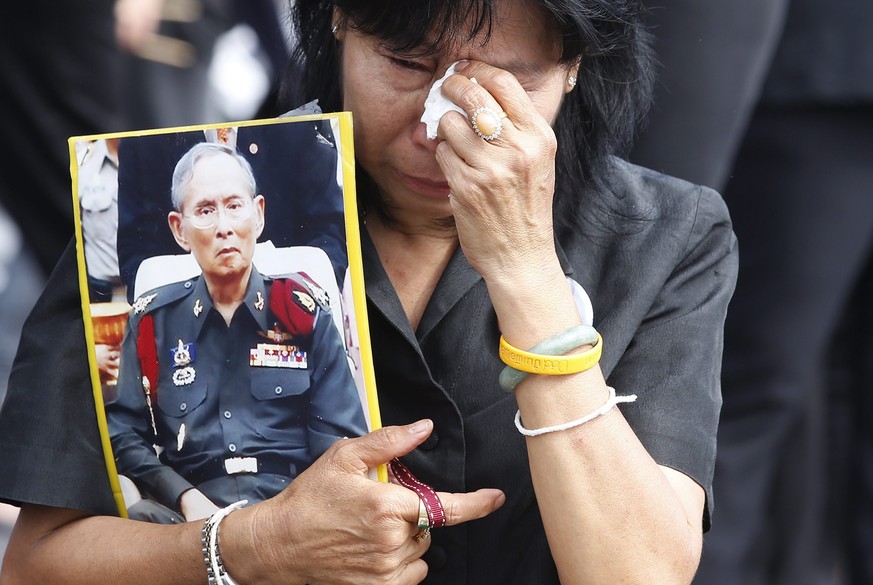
[{"x1": 498, "y1": 332, "x2": 603, "y2": 375}]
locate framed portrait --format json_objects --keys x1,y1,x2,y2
[{"x1": 70, "y1": 112, "x2": 382, "y2": 522}]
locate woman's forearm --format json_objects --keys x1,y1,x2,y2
[
  {"x1": 1, "y1": 505, "x2": 204, "y2": 585},
  {"x1": 488, "y1": 269, "x2": 704, "y2": 585}
]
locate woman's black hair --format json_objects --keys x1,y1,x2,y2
[{"x1": 282, "y1": 0, "x2": 654, "y2": 232}]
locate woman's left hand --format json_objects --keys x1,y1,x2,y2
[{"x1": 434, "y1": 61, "x2": 561, "y2": 288}]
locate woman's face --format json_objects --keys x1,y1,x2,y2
[{"x1": 337, "y1": 0, "x2": 574, "y2": 224}]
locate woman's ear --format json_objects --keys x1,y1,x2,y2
[
  {"x1": 167, "y1": 212, "x2": 191, "y2": 252},
  {"x1": 253, "y1": 194, "x2": 266, "y2": 239}
]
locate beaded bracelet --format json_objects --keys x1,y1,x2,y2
[
  {"x1": 498, "y1": 324, "x2": 601, "y2": 392},
  {"x1": 514, "y1": 386, "x2": 638, "y2": 436},
  {"x1": 203, "y1": 500, "x2": 248, "y2": 585}
]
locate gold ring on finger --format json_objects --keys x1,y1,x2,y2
[
  {"x1": 471, "y1": 106, "x2": 504, "y2": 141},
  {"x1": 413, "y1": 498, "x2": 431, "y2": 542}
]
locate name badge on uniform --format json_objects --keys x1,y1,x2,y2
[{"x1": 249, "y1": 343, "x2": 308, "y2": 369}]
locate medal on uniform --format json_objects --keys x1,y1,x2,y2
[
  {"x1": 259, "y1": 327, "x2": 292, "y2": 343},
  {"x1": 254, "y1": 291, "x2": 265, "y2": 311},
  {"x1": 193, "y1": 298, "x2": 203, "y2": 317},
  {"x1": 250, "y1": 343, "x2": 308, "y2": 369},
  {"x1": 170, "y1": 339, "x2": 197, "y2": 385},
  {"x1": 173, "y1": 367, "x2": 196, "y2": 386},
  {"x1": 171, "y1": 339, "x2": 196, "y2": 366},
  {"x1": 133, "y1": 293, "x2": 157, "y2": 314}
]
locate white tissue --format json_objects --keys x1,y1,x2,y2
[{"x1": 420, "y1": 62, "x2": 469, "y2": 140}]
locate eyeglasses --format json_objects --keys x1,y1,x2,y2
[{"x1": 182, "y1": 197, "x2": 254, "y2": 230}]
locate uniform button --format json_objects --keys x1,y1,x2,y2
[
  {"x1": 419, "y1": 432, "x2": 439, "y2": 451},
  {"x1": 225, "y1": 358, "x2": 231, "y2": 369},
  {"x1": 274, "y1": 386, "x2": 283, "y2": 395},
  {"x1": 179, "y1": 402, "x2": 187, "y2": 412},
  {"x1": 184, "y1": 281, "x2": 192, "y2": 289},
  {"x1": 228, "y1": 443, "x2": 237, "y2": 453},
  {"x1": 224, "y1": 410, "x2": 232, "y2": 419}
]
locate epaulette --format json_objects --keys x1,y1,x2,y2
[
  {"x1": 295, "y1": 272, "x2": 331, "y2": 312},
  {"x1": 129, "y1": 280, "x2": 196, "y2": 322}
]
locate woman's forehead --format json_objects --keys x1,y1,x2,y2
[{"x1": 349, "y1": 0, "x2": 558, "y2": 56}]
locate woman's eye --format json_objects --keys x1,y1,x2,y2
[{"x1": 389, "y1": 57, "x2": 429, "y2": 73}]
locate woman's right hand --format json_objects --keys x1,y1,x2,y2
[{"x1": 220, "y1": 420, "x2": 505, "y2": 585}]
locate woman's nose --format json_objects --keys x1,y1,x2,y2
[{"x1": 412, "y1": 120, "x2": 441, "y2": 154}]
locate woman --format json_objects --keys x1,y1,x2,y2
[{"x1": 0, "y1": 0, "x2": 736, "y2": 583}]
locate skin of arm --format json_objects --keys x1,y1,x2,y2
[
  {"x1": 435, "y1": 60, "x2": 711, "y2": 585},
  {"x1": 0, "y1": 422, "x2": 504, "y2": 585}
]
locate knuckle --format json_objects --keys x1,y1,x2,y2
[
  {"x1": 372, "y1": 425, "x2": 405, "y2": 453},
  {"x1": 456, "y1": 83, "x2": 485, "y2": 111},
  {"x1": 490, "y1": 69, "x2": 517, "y2": 92},
  {"x1": 321, "y1": 436, "x2": 367, "y2": 474},
  {"x1": 440, "y1": 497, "x2": 464, "y2": 524},
  {"x1": 370, "y1": 494, "x2": 397, "y2": 520}
]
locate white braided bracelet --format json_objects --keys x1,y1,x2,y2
[
  {"x1": 515, "y1": 386, "x2": 637, "y2": 437},
  {"x1": 203, "y1": 500, "x2": 248, "y2": 585}
]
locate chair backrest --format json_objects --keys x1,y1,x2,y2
[{"x1": 133, "y1": 241, "x2": 345, "y2": 338}]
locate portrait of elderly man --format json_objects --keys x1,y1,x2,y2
[{"x1": 106, "y1": 141, "x2": 367, "y2": 524}]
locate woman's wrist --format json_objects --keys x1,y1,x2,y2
[
  {"x1": 485, "y1": 260, "x2": 580, "y2": 348},
  {"x1": 216, "y1": 504, "x2": 292, "y2": 585}
]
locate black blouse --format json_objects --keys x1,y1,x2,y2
[{"x1": 0, "y1": 159, "x2": 737, "y2": 585}]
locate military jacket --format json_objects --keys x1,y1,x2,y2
[{"x1": 106, "y1": 268, "x2": 367, "y2": 510}]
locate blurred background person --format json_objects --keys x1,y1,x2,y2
[
  {"x1": 631, "y1": 0, "x2": 789, "y2": 193},
  {"x1": 691, "y1": 0, "x2": 873, "y2": 583},
  {"x1": 114, "y1": 0, "x2": 290, "y2": 128},
  {"x1": 630, "y1": 1, "x2": 873, "y2": 583},
  {"x1": 76, "y1": 137, "x2": 123, "y2": 302}
]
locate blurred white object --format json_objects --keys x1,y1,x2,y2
[
  {"x1": 0, "y1": 208, "x2": 22, "y2": 294},
  {"x1": 208, "y1": 23, "x2": 271, "y2": 120}
]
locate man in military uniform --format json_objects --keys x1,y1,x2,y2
[{"x1": 106, "y1": 141, "x2": 367, "y2": 523}]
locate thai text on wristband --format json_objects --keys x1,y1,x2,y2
[{"x1": 498, "y1": 324, "x2": 601, "y2": 392}]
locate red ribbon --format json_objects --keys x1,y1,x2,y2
[{"x1": 389, "y1": 457, "x2": 446, "y2": 529}]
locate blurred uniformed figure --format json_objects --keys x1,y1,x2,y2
[{"x1": 106, "y1": 142, "x2": 366, "y2": 523}]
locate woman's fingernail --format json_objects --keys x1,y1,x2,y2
[
  {"x1": 408, "y1": 419, "x2": 432, "y2": 434},
  {"x1": 454, "y1": 60, "x2": 469, "y2": 71}
]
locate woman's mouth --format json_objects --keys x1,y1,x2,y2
[{"x1": 398, "y1": 172, "x2": 451, "y2": 198}]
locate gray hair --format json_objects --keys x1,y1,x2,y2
[{"x1": 170, "y1": 141, "x2": 257, "y2": 210}]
